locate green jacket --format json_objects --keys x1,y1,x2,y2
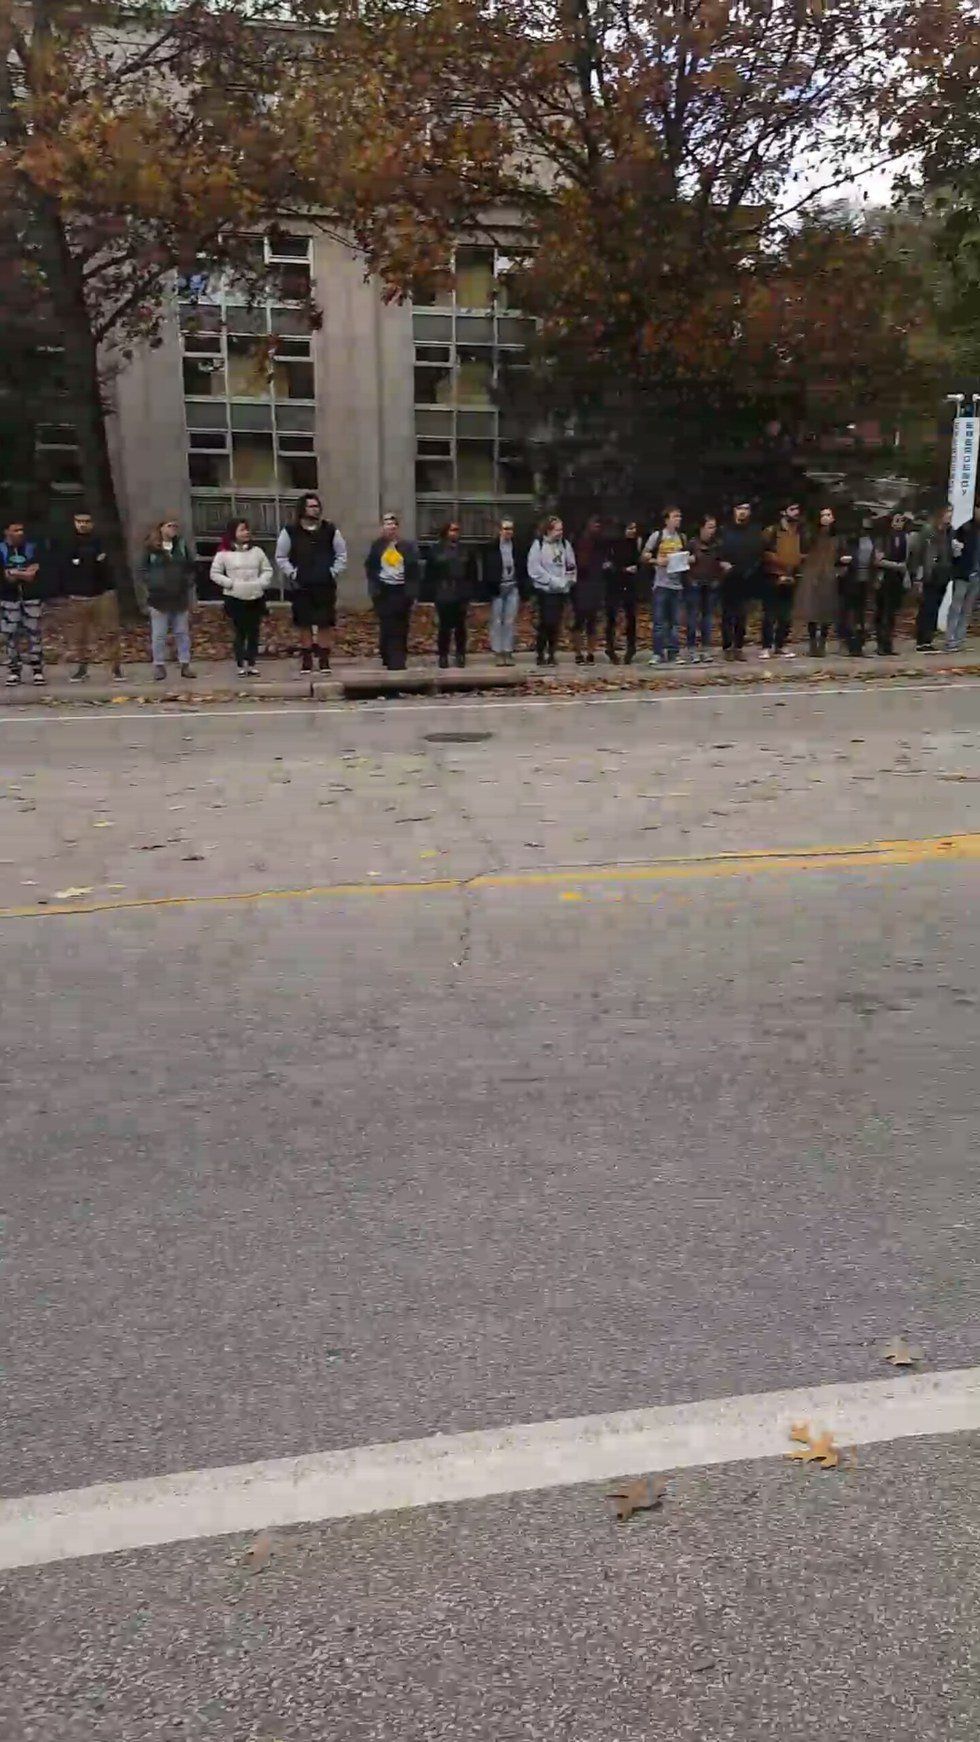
[{"x1": 136, "y1": 538, "x2": 196, "y2": 611}]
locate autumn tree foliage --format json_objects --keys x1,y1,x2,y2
[
  {"x1": 0, "y1": 0, "x2": 971, "y2": 563},
  {"x1": 0, "y1": 0, "x2": 329, "y2": 589},
  {"x1": 289, "y1": 0, "x2": 963, "y2": 507}
]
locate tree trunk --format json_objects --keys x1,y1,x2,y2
[
  {"x1": 2, "y1": 1, "x2": 136, "y2": 614},
  {"x1": 28, "y1": 193, "x2": 137, "y2": 614}
]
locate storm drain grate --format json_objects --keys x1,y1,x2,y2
[{"x1": 423, "y1": 731, "x2": 494, "y2": 744}]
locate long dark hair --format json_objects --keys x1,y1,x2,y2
[{"x1": 221, "y1": 517, "x2": 250, "y2": 552}]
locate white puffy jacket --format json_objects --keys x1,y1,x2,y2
[{"x1": 210, "y1": 544, "x2": 274, "y2": 602}]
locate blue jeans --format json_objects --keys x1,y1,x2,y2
[
  {"x1": 652, "y1": 586, "x2": 682, "y2": 657},
  {"x1": 683, "y1": 581, "x2": 718, "y2": 649},
  {"x1": 490, "y1": 586, "x2": 519, "y2": 654},
  {"x1": 945, "y1": 575, "x2": 980, "y2": 650},
  {"x1": 149, "y1": 608, "x2": 191, "y2": 667}
]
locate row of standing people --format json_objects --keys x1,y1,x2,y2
[
  {"x1": 2, "y1": 494, "x2": 975, "y2": 682},
  {"x1": 0, "y1": 498, "x2": 349, "y2": 682},
  {"x1": 366, "y1": 498, "x2": 978, "y2": 672}
]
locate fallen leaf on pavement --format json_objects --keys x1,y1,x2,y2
[
  {"x1": 52, "y1": 887, "x2": 94, "y2": 900},
  {"x1": 786, "y1": 1422, "x2": 843, "y2": 1469},
  {"x1": 607, "y1": 1476, "x2": 667, "y2": 1521},
  {"x1": 92, "y1": 819, "x2": 114, "y2": 828},
  {"x1": 882, "y1": 1336, "x2": 925, "y2": 1368},
  {"x1": 243, "y1": 1531, "x2": 273, "y2": 1572}
]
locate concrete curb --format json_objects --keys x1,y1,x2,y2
[{"x1": 2, "y1": 657, "x2": 980, "y2": 709}]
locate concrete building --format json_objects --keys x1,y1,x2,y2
[{"x1": 105, "y1": 229, "x2": 538, "y2": 605}]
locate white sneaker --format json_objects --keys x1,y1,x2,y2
[
  {"x1": 759, "y1": 649, "x2": 772, "y2": 661},
  {"x1": 779, "y1": 648, "x2": 797, "y2": 659},
  {"x1": 236, "y1": 664, "x2": 247, "y2": 676},
  {"x1": 648, "y1": 654, "x2": 663, "y2": 666}
]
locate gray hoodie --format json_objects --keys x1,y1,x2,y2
[{"x1": 527, "y1": 536, "x2": 576, "y2": 594}]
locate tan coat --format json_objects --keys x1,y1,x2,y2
[{"x1": 796, "y1": 533, "x2": 842, "y2": 625}]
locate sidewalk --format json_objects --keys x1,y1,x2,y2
[{"x1": 2, "y1": 645, "x2": 979, "y2": 706}]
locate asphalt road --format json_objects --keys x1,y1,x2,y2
[{"x1": 2, "y1": 679, "x2": 979, "y2": 1739}]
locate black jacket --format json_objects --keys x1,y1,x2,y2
[
  {"x1": 428, "y1": 540, "x2": 474, "y2": 606},
  {"x1": 953, "y1": 518, "x2": 980, "y2": 579},
  {"x1": 480, "y1": 539, "x2": 527, "y2": 599},
  {"x1": 719, "y1": 523, "x2": 766, "y2": 586},
  {"x1": 842, "y1": 532, "x2": 879, "y2": 583},
  {"x1": 59, "y1": 533, "x2": 113, "y2": 599},
  {"x1": 608, "y1": 534, "x2": 642, "y2": 598},
  {"x1": 876, "y1": 529, "x2": 911, "y2": 581},
  {"x1": 365, "y1": 537, "x2": 421, "y2": 602}
]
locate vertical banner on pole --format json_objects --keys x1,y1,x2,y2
[
  {"x1": 948, "y1": 414, "x2": 979, "y2": 528},
  {"x1": 941, "y1": 413, "x2": 980, "y2": 631}
]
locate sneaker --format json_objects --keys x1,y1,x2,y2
[
  {"x1": 734, "y1": 649, "x2": 747, "y2": 663},
  {"x1": 438, "y1": 656, "x2": 449, "y2": 669},
  {"x1": 6, "y1": 669, "x2": 21, "y2": 685},
  {"x1": 300, "y1": 650, "x2": 314, "y2": 673},
  {"x1": 180, "y1": 664, "x2": 196, "y2": 679},
  {"x1": 648, "y1": 654, "x2": 663, "y2": 666},
  {"x1": 536, "y1": 655, "x2": 547, "y2": 667},
  {"x1": 700, "y1": 651, "x2": 713, "y2": 664},
  {"x1": 575, "y1": 652, "x2": 585, "y2": 665},
  {"x1": 153, "y1": 664, "x2": 166, "y2": 681},
  {"x1": 585, "y1": 652, "x2": 595, "y2": 664},
  {"x1": 318, "y1": 649, "x2": 331, "y2": 672},
  {"x1": 111, "y1": 665, "x2": 124, "y2": 681},
  {"x1": 246, "y1": 664, "x2": 259, "y2": 677},
  {"x1": 779, "y1": 648, "x2": 797, "y2": 659},
  {"x1": 69, "y1": 663, "x2": 88, "y2": 683},
  {"x1": 32, "y1": 669, "x2": 46, "y2": 685},
  {"x1": 236, "y1": 663, "x2": 247, "y2": 676},
  {"x1": 759, "y1": 648, "x2": 772, "y2": 661}
]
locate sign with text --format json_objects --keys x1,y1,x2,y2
[{"x1": 948, "y1": 414, "x2": 979, "y2": 529}]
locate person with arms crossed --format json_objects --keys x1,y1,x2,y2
[{"x1": 0, "y1": 517, "x2": 45, "y2": 684}]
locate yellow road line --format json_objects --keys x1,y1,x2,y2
[{"x1": 0, "y1": 833, "x2": 977, "y2": 922}]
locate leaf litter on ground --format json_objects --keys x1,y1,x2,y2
[
  {"x1": 786, "y1": 1422, "x2": 854, "y2": 1471},
  {"x1": 881, "y1": 1335, "x2": 926, "y2": 1368},
  {"x1": 607, "y1": 1475, "x2": 667, "y2": 1521},
  {"x1": 243, "y1": 1531, "x2": 274, "y2": 1573}
]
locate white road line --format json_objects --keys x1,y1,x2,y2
[
  {"x1": 1, "y1": 1367, "x2": 976, "y2": 1571},
  {"x1": 0, "y1": 677, "x2": 978, "y2": 726}
]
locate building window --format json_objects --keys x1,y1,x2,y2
[
  {"x1": 178, "y1": 234, "x2": 318, "y2": 596},
  {"x1": 412, "y1": 245, "x2": 537, "y2": 541}
]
